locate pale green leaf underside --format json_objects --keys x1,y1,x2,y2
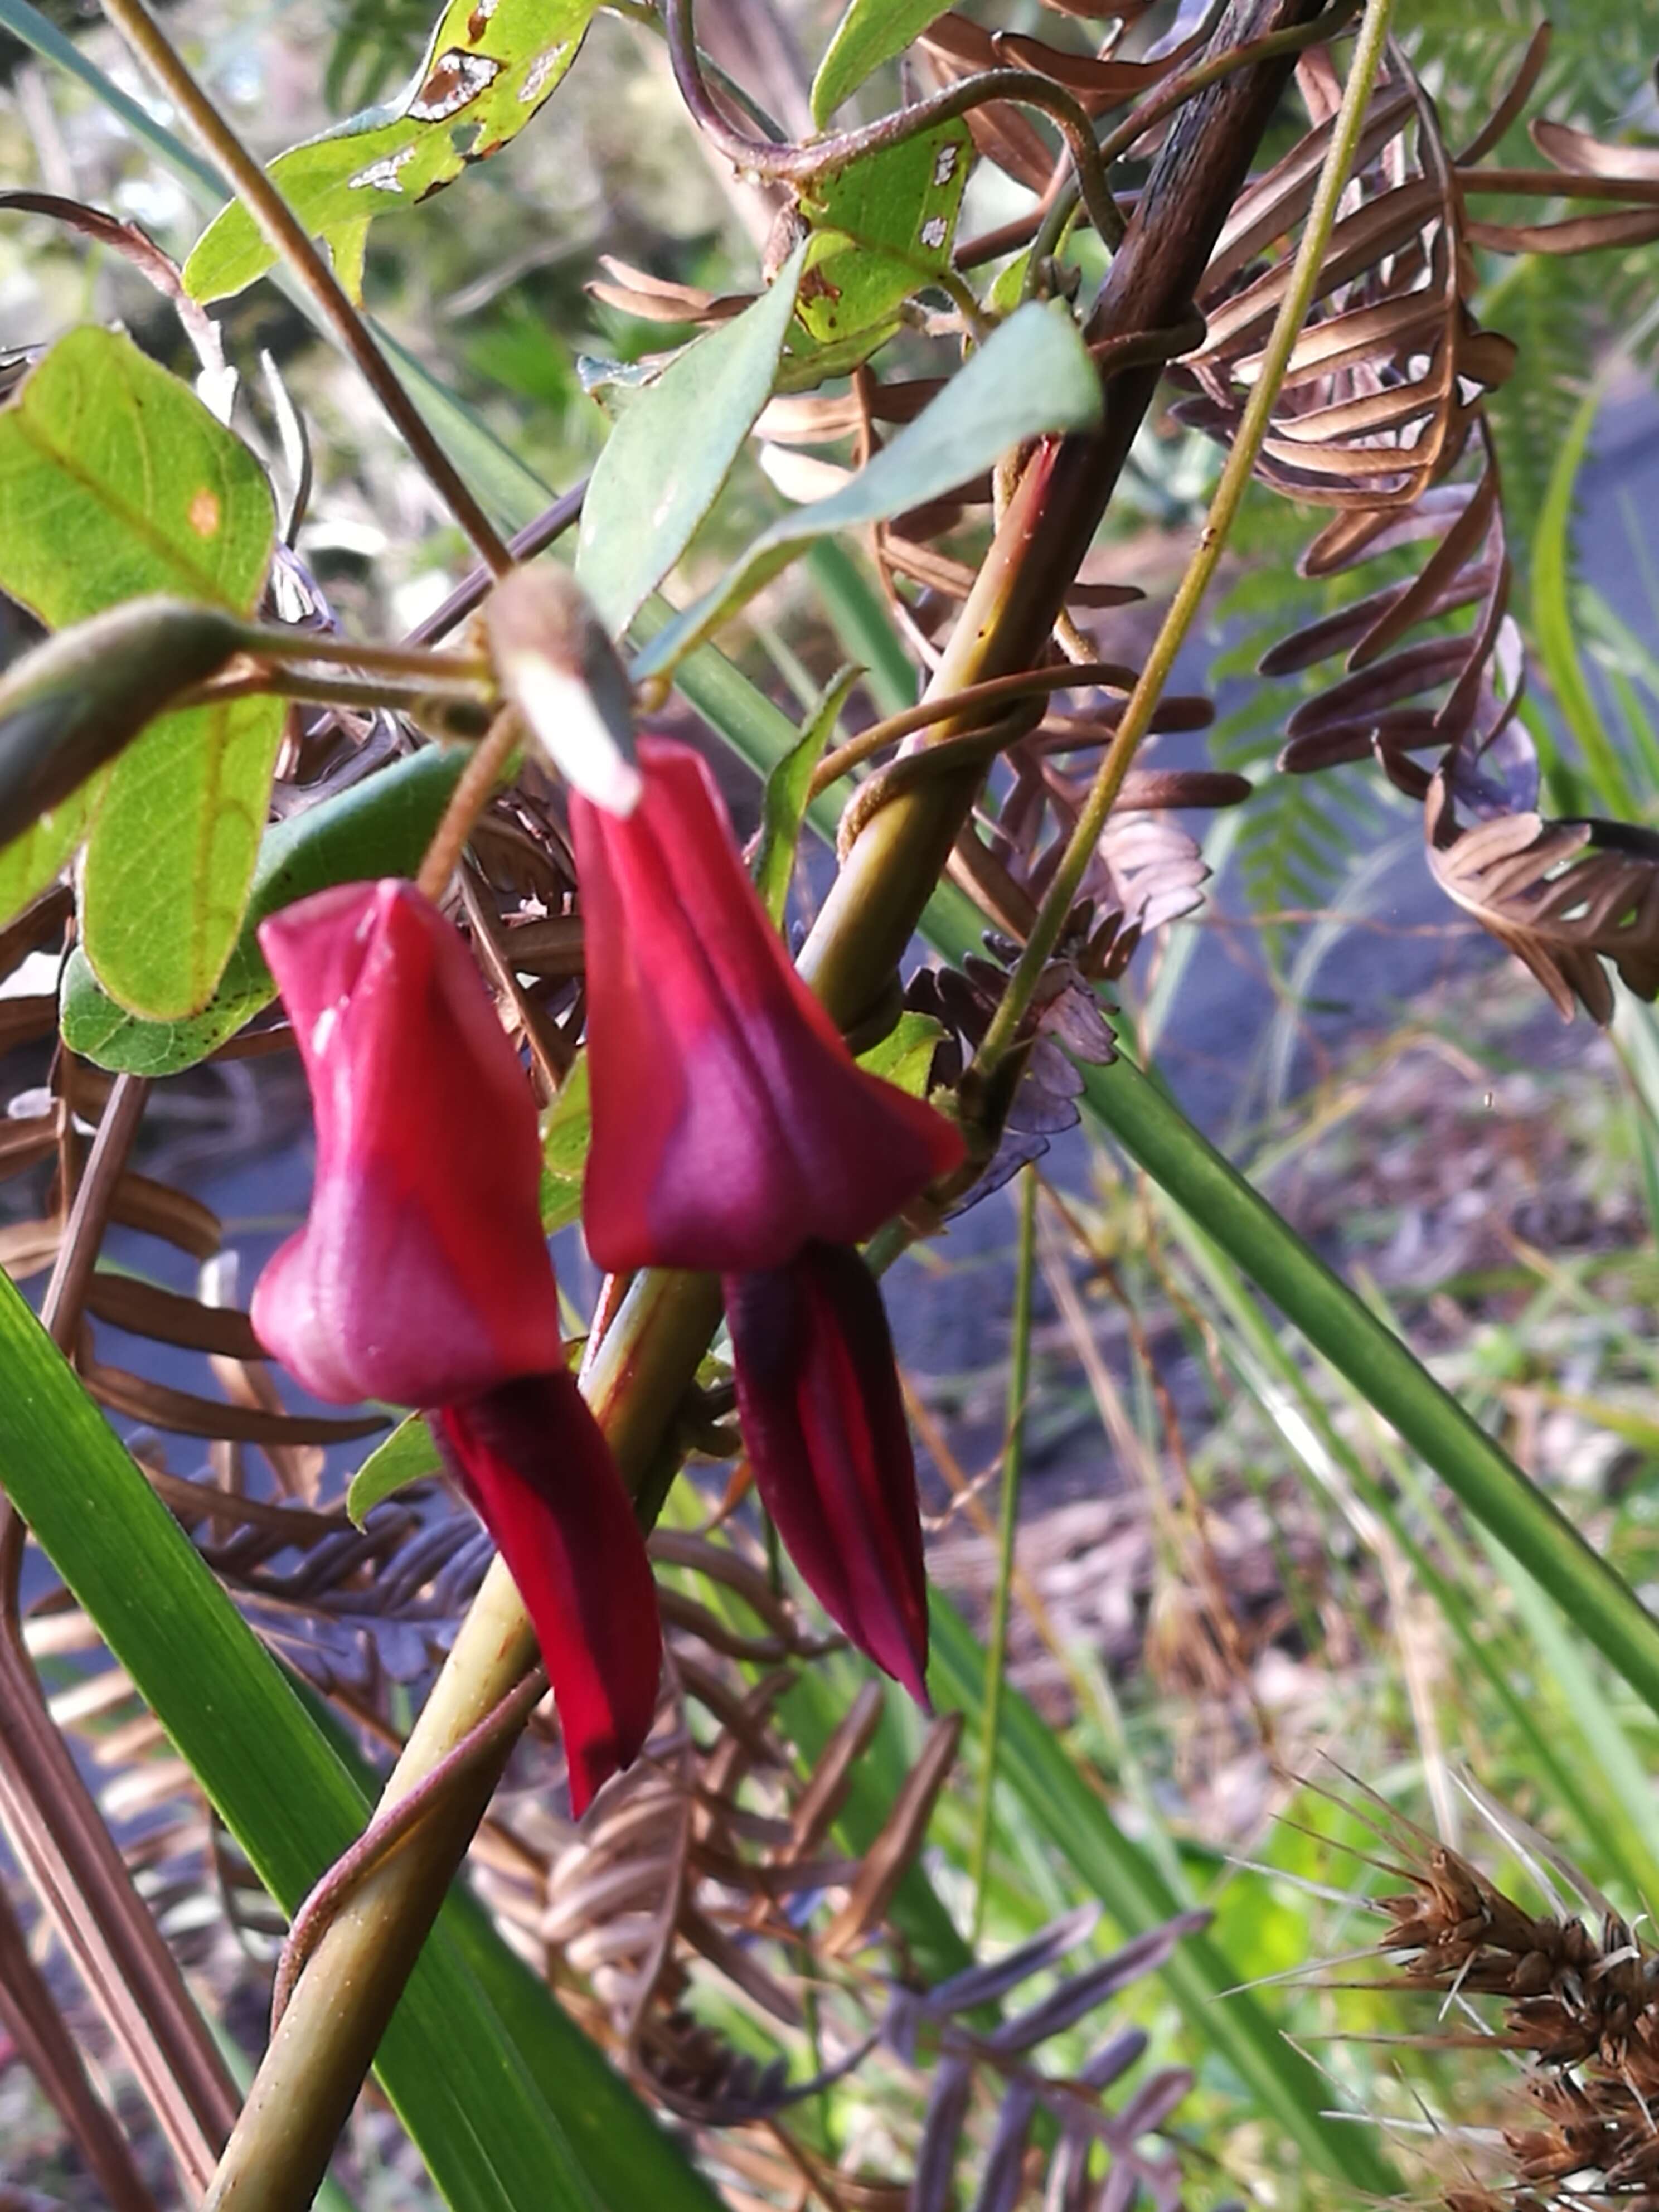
[
  {"x1": 184, "y1": 0, "x2": 599, "y2": 301},
  {"x1": 62, "y1": 746, "x2": 469, "y2": 1073},
  {"x1": 0, "y1": 327, "x2": 278, "y2": 1016},
  {"x1": 809, "y1": 0, "x2": 954, "y2": 127},
  {"x1": 576, "y1": 241, "x2": 807, "y2": 636},
  {"x1": 634, "y1": 304, "x2": 1103, "y2": 676}
]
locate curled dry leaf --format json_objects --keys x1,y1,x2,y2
[{"x1": 1424, "y1": 775, "x2": 1659, "y2": 1025}]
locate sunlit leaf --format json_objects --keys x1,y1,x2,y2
[
  {"x1": 753, "y1": 662, "x2": 858, "y2": 924},
  {"x1": 183, "y1": 0, "x2": 600, "y2": 301},
  {"x1": 633, "y1": 304, "x2": 1102, "y2": 676},
  {"x1": 790, "y1": 120, "x2": 973, "y2": 363},
  {"x1": 577, "y1": 242, "x2": 807, "y2": 636},
  {"x1": 857, "y1": 1010, "x2": 944, "y2": 1100},
  {"x1": 0, "y1": 327, "x2": 280, "y2": 1018},
  {"x1": 347, "y1": 1413, "x2": 443, "y2": 1525},
  {"x1": 540, "y1": 1052, "x2": 591, "y2": 1231},
  {"x1": 809, "y1": 0, "x2": 955, "y2": 128},
  {"x1": 60, "y1": 746, "x2": 469, "y2": 1073}
]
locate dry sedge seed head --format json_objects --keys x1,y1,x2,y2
[{"x1": 1337, "y1": 1784, "x2": 1659, "y2": 2209}]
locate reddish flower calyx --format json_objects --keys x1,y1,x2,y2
[
  {"x1": 724, "y1": 1242, "x2": 929, "y2": 1704},
  {"x1": 251, "y1": 879, "x2": 562, "y2": 1407},
  {"x1": 433, "y1": 1373, "x2": 663, "y2": 1816},
  {"x1": 571, "y1": 736, "x2": 964, "y2": 1274}
]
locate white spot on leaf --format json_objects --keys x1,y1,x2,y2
[
  {"x1": 919, "y1": 215, "x2": 949, "y2": 251},
  {"x1": 348, "y1": 144, "x2": 418, "y2": 193},
  {"x1": 518, "y1": 42, "x2": 570, "y2": 103},
  {"x1": 408, "y1": 48, "x2": 501, "y2": 122},
  {"x1": 932, "y1": 143, "x2": 958, "y2": 187}
]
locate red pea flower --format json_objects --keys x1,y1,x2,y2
[
  {"x1": 251, "y1": 879, "x2": 661, "y2": 1812},
  {"x1": 570, "y1": 736, "x2": 964, "y2": 1273},
  {"x1": 251, "y1": 878, "x2": 563, "y2": 1408},
  {"x1": 433, "y1": 1374, "x2": 662, "y2": 1814},
  {"x1": 724, "y1": 1243, "x2": 929, "y2": 1704}
]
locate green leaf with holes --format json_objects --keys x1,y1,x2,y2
[
  {"x1": 634, "y1": 303, "x2": 1101, "y2": 676},
  {"x1": 810, "y1": 0, "x2": 955, "y2": 127},
  {"x1": 183, "y1": 0, "x2": 600, "y2": 302},
  {"x1": 576, "y1": 241, "x2": 807, "y2": 635},
  {"x1": 786, "y1": 119, "x2": 972, "y2": 370},
  {"x1": 60, "y1": 746, "x2": 469, "y2": 1074},
  {"x1": 0, "y1": 327, "x2": 280, "y2": 1018}
]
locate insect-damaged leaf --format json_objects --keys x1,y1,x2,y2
[
  {"x1": 809, "y1": 0, "x2": 956, "y2": 128},
  {"x1": 576, "y1": 242, "x2": 807, "y2": 636},
  {"x1": 787, "y1": 121, "x2": 973, "y2": 373},
  {"x1": 0, "y1": 328, "x2": 279, "y2": 1018},
  {"x1": 634, "y1": 304, "x2": 1102, "y2": 677},
  {"x1": 183, "y1": 0, "x2": 600, "y2": 302},
  {"x1": 60, "y1": 746, "x2": 469, "y2": 1074}
]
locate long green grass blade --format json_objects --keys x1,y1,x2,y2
[{"x1": 0, "y1": 1273, "x2": 721, "y2": 2212}]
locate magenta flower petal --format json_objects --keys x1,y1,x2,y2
[
  {"x1": 433, "y1": 1372, "x2": 663, "y2": 1815},
  {"x1": 251, "y1": 879, "x2": 562, "y2": 1406},
  {"x1": 724, "y1": 1243, "x2": 929, "y2": 1703},
  {"x1": 571, "y1": 736, "x2": 964, "y2": 1273}
]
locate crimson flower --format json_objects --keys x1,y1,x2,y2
[
  {"x1": 724, "y1": 1243, "x2": 929, "y2": 1704},
  {"x1": 251, "y1": 879, "x2": 660, "y2": 1813},
  {"x1": 570, "y1": 736, "x2": 964, "y2": 1273}
]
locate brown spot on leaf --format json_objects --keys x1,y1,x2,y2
[{"x1": 188, "y1": 488, "x2": 221, "y2": 538}]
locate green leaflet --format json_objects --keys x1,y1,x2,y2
[
  {"x1": 60, "y1": 746, "x2": 469, "y2": 1074},
  {"x1": 347, "y1": 1414, "x2": 444, "y2": 1525},
  {"x1": 540, "y1": 1051, "x2": 591, "y2": 1233},
  {"x1": 788, "y1": 120, "x2": 973, "y2": 371},
  {"x1": 184, "y1": 0, "x2": 600, "y2": 302},
  {"x1": 576, "y1": 242, "x2": 807, "y2": 636},
  {"x1": 0, "y1": 327, "x2": 280, "y2": 1018},
  {"x1": 634, "y1": 305, "x2": 1102, "y2": 677},
  {"x1": 809, "y1": 0, "x2": 955, "y2": 127},
  {"x1": 753, "y1": 662, "x2": 859, "y2": 924}
]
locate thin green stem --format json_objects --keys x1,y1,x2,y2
[
  {"x1": 968, "y1": 1164, "x2": 1037, "y2": 1944},
  {"x1": 96, "y1": 0, "x2": 514, "y2": 577},
  {"x1": 234, "y1": 629, "x2": 492, "y2": 683},
  {"x1": 972, "y1": 0, "x2": 1394, "y2": 1079}
]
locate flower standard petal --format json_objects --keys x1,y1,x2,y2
[
  {"x1": 433, "y1": 1371, "x2": 663, "y2": 1816},
  {"x1": 724, "y1": 1242, "x2": 929, "y2": 1704},
  {"x1": 251, "y1": 879, "x2": 564, "y2": 1406},
  {"x1": 571, "y1": 736, "x2": 964, "y2": 1273}
]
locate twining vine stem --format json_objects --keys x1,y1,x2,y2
[
  {"x1": 664, "y1": 0, "x2": 1127, "y2": 250},
  {"x1": 971, "y1": 0, "x2": 1397, "y2": 1083},
  {"x1": 97, "y1": 0, "x2": 515, "y2": 576}
]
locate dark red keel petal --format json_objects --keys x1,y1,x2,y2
[
  {"x1": 724, "y1": 1244, "x2": 929, "y2": 1704},
  {"x1": 433, "y1": 1372, "x2": 663, "y2": 1815}
]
